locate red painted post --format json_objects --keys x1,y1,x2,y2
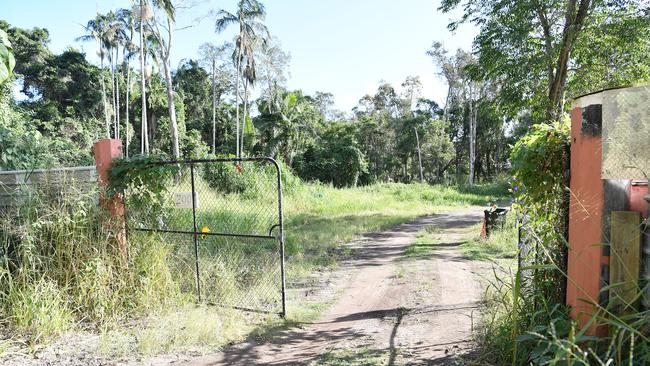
[
  {"x1": 566, "y1": 101, "x2": 607, "y2": 336},
  {"x1": 94, "y1": 139, "x2": 127, "y2": 257}
]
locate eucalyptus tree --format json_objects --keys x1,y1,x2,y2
[
  {"x1": 215, "y1": 0, "x2": 270, "y2": 158},
  {"x1": 426, "y1": 42, "x2": 461, "y2": 126},
  {"x1": 439, "y1": 0, "x2": 650, "y2": 121},
  {"x1": 401, "y1": 76, "x2": 424, "y2": 181},
  {"x1": 258, "y1": 37, "x2": 290, "y2": 114},
  {"x1": 312, "y1": 91, "x2": 335, "y2": 121},
  {"x1": 199, "y1": 42, "x2": 232, "y2": 154},
  {"x1": 78, "y1": 13, "x2": 111, "y2": 137},
  {"x1": 145, "y1": 0, "x2": 182, "y2": 158},
  {"x1": 401, "y1": 76, "x2": 422, "y2": 115},
  {"x1": 428, "y1": 44, "x2": 482, "y2": 185}
]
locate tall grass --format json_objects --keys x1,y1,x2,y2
[
  {"x1": 474, "y1": 212, "x2": 650, "y2": 365},
  {"x1": 0, "y1": 183, "x2": 180, "y2": 342}
]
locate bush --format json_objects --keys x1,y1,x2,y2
[
  {"x1": 202, "y1": 157, "x2": 256, "y2": 195},
  {"x1": 202, "y1": 155, "x2": 302, "y2": 196},
  {"x1": 295, "y1": 122, "x2": 368, "y2": 188}
]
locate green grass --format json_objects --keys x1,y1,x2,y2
[
  {"x1": 404, "y1": 212, "x2": 518, "y2": 262},
  {"x1": 403, "y1": 230, "x2": 439, "y2": 261},
  {"x1": 284, "y1": 182, "x2": 505, "y2": 272},
  {"x1": 0, "y1": 178, "x2": 507, "y2": 359},
  {"x1": 457, "y1": 216, "x2": 519, "y2": 261}
]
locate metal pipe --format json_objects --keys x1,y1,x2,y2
[{"x1": 190, "y1": 163, "x2": 201, "y2": 302}]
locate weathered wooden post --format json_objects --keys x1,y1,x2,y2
[{"x1": 94, "y1": 139, "x2": 127, "y2": 258}]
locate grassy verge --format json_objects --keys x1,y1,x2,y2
[
  {"x1": 403, "y1": 212, "x2": 518, "y2": 263},
  {"x1": 0, "y1": 179, "x2": 507, "y2": 360}
]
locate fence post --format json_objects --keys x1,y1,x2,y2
[{"x1": 94, "y1": 139, "x2": 127, "y2": 258}]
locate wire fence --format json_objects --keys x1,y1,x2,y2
[{"x1": 124, "y1": 158, "x2": 286, "y2": 316}]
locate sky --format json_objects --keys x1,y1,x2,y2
[{"x1": 2, "y1": 0, "x2": 477, "y2": 112}]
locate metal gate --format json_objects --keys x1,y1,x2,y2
[{"x1": 123, "y1": 157, "x2": 286, "y2": 317}]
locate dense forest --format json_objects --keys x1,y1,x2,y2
[{"x1": 1, "y1": 0, "x2": 649, "y2": 188}]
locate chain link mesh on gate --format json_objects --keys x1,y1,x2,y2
[{"x1": 124, "y1": 158, "x2": 286, "y2": 316}]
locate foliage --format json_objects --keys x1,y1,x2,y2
[
  {"x1": 439, "y1": 0, "x2": 650, "y2": 121},
  {"x1": 0, "y1": 178, "x2": 498, "y2": 349},
  {"x1": 296, "y1": 122, "x2": 368, "y2": 188},
  {"x1": 255, "y1": 90, "x2": 322, "y2": 165},
  {"x1": 202, "y1": 155, "x2": 300, "y2": 196},
  {"x1": 510, "y1": 119, "x2": 570, "y2": 206},
  {"x1": 0, "y1": 184, "x2": 178, "y2": 341},
  {"x1": 202, "y1": 156, "x2": 256, "y2": 195},
  {"x1": 107, "y1": 155, "x2": 180, "y2": 218},
  {"x1": 0, "y1": 28, "x2": 15, "y2": 84}
]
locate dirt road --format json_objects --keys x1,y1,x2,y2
[{"x1": 181, "y1": 207, "x2": 487, "y2": 366}]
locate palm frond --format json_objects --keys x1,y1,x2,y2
[{"x1": 215, "y1": 9, "x2": 238, "y2": 33}]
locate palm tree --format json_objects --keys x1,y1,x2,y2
[
  {"x1": 104, "y1": 10, "x2": 125, "y2": 140},
  {"x1": 118, "y1": 7, "x2": 137, "y2": 157},
  {"x1": 138, "y1": 0, "x2": 154, "y2": 154},
  {"x1": 78, "y1": 14, "x2": 111, "y2": 138},
  {"x1": 199, "y1": 42, "x2": 230, "y2": 154},
  {"x1": 215, "y1": 0, "x2": 269, "y2": 158}
]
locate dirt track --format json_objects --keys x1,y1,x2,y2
[{"x1": 180, "y1": 207, "x2": 487, "y2": 365}]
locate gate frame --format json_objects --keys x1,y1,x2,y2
[{"x1": 123, "y1": 157, "x2": 286, "y2": 318}]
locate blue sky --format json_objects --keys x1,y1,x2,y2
[{"x1": 2, "y1": 0, "x2": 476, "y2": 112}]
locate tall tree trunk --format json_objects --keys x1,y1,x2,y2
[
  {"x1": 234, "y1": 48, "x2": 242, "y2": 158},
  {"x1": 443, "y1": 84, "x2": 452, "y2": 125},
  {"x1": 212, "y1": 58, "x2": 216, "y2": 154},
  {"x1": 115, "y1": 47, "x2": 121, "y2": 140},
  {"x1": 163, "y1": 59, "x2": 180, "y2": 159},
  {"x1": 124, "y1": 54, "x2": 130, "y2": 158},
  {"x1": 547, "y1": 0, "x2": 592, "y2": 120},
  {"x1": 139, "y1": 0, "x2": 149, "y2": 154},
  {"x1": 414, "y1": 127, "x2": 424, "y2": 182},
  {"x1": 242, "y1": 79, "x2": 249, "y2": 157},
  {"x1": 110, "y1": 54, "x2": 117, "y2": 138},
  {"x1": 468, "y1": 90, "x2": 478, "y2": 187},
  {"x1": 99, "y1": 55, "x2": 110, "y2": 138}
]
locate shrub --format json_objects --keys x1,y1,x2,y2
[
  {"x1": 202, "y1": 155, "x2": 302, "y2": 196},
  {"x1": 202, "y1": 156, "x2": 256, "y2": 195}
]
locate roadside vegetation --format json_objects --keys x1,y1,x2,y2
[
  {"x1": 0, "y1": 174, "x2": 503, "y2": 358},
  {"x1": 471, "y1": 120, "x2": 650, "y2": 365}
]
